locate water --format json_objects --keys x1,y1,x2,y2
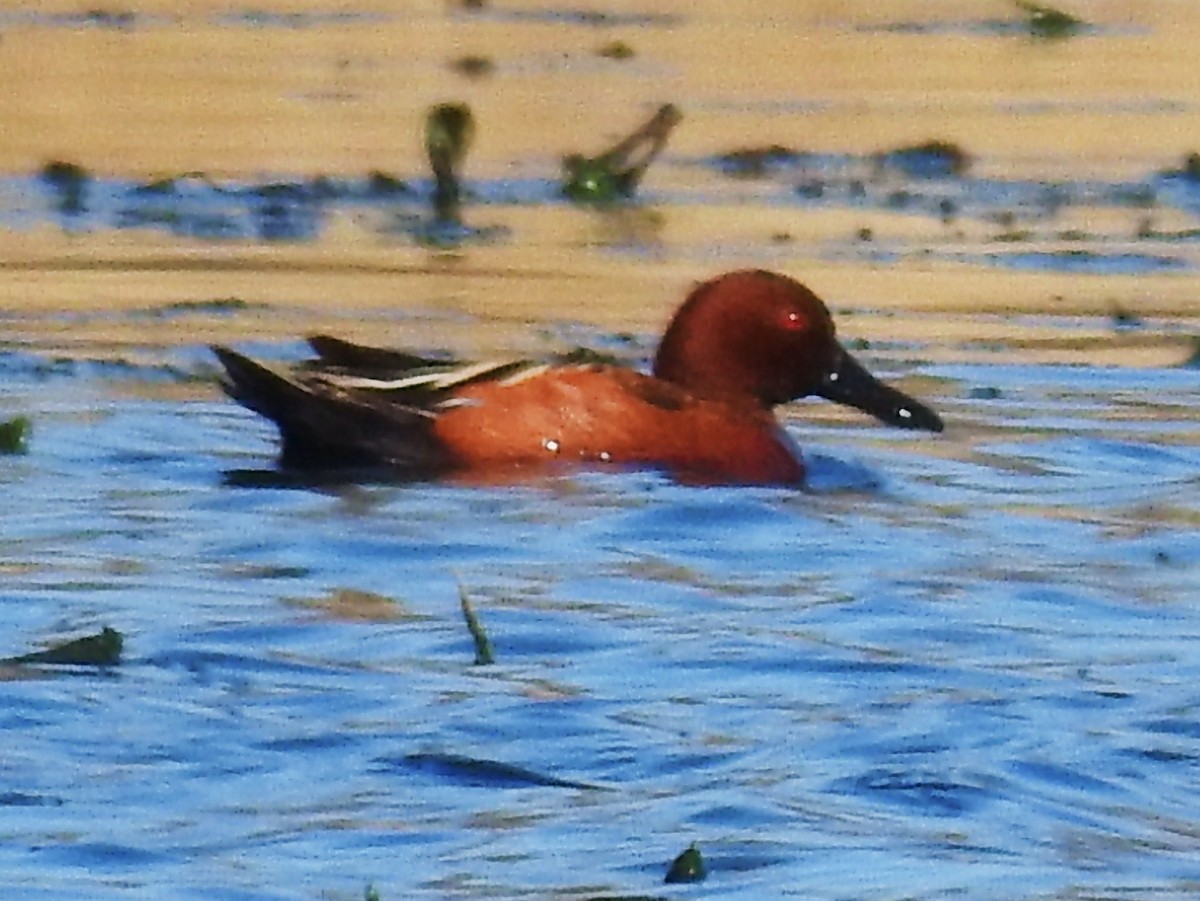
[
  {"x1": 1, "y1": 324, "x2": 1198, "y2": 899},
  {"x1": 4, "y1": 1, "x2": 1200, "y2": 897}
]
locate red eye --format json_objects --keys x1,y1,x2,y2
[{"x1": 781, "y1": 310, "x2": 806, "y2": 331}]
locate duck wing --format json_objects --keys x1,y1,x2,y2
[{"x1": 305, "y1": 334, "x2": 446, "y2": 377}]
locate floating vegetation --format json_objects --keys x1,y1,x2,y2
[
  {"x1": 562, "y1": 103, "x2": 681, "y2": 204},
  {"x1": 425, "y1": 102, "x2": 476, "y2": 225},
  {"x1": 596, "y1": 40, "x2": 636, "y2": 60},
  {"x1": 664, "y1": 843, "x2": 707, "y2": 884},
  {"x1": 449, "y1": 54, "x2": 496, "y2": 78},
  {"x1": 875, "y1": 140, "x2": 970, "y2": 179},
  {"x1": 40, "y1": 160, "x2": 90, "y2": 215},
  {"x1": 0, "y1": 416, "x2": 31, "y2": 454},
  {"x1": 1109, "y1": 302, "x2": 1143, "y2": 331},
  {"x1": 714, "y1": 144, "x2": 808, "y2": 179},
  {"x1": 856, "y1": 6, "x2": 1096, "y2": 38},
  {"x1": 1013, "y1": 0, "x2": 1085, "y2": 40},
  {"x1": 3, "y1": 626, "x2": 123, "y2": 667},
  {"x1": 365, "y1": 170, "x2": 411, "y2": 197},
  {"x1": 457, "y1": 582, "x2": 494, "y2": 665}
]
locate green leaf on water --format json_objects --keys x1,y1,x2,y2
[{"x1": 0, "y1": 416, "x2": 31, "y2": 454}]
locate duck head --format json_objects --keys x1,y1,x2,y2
[{"x1": 653, "y1": 270, "x2": 944, "y2": 432}]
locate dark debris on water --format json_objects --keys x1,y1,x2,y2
[
  {"x1": 2, "y1": 627, "x2": 123, "y2": 668},
  {"x1": 393, "y1": 752, "x2": 603, "y2": 791},
  {"x1": 664, "y1": 843, "x2": 707, "y2": 884},
  {"x1": 873, "y1": 140, "x2": 970, "y2": 179},
  {"x1": 1013, "y1": 0, "x2": 1086, "y2": 40}
]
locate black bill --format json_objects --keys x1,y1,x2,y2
[{"x1": 817, "y1": 349, "x2": 944, "y2": 432}]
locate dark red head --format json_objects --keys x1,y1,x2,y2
[{"x1": 653, "y1": 270, "x2": 943, "y2": 432}]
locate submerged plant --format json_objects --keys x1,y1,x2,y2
[
  {"x1": 424, "y1": 102, "x2": 476, "y2": 224},
  {"x1": 562, "y1": 103, "x2": 682, "y2": 204},
  {"x1": 1013, "y1": 0, "x2": 1084, "y2": 39},
  {"x1": 40, "y1": 160, "x2": 91, "y2": 215},
  {"x1": 457, "y1": 581, "x2": 494, "y2": 665},
  {"x1": 0, "y1": 415, "x2": 31, "y2": 454}
]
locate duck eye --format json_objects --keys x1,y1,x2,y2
[{"x1": 781, "y1": 310, "x2": 807, "y2": 331}]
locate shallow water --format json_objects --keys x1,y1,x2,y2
[
  {"x1": 3, "y1": 1, "x2": 1200, "y2": 899},
  {"x1": 2, "y1": 314, "x2": 1198, "y2": 900}
]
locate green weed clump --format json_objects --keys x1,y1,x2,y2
[
  {"x1": 1014, "y1": 1, "x2": 1084, "y2": 39},
  {"x1": 0, "y1": 416, "x2": 31, "y2": 454}
]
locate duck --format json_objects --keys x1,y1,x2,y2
[{"x1": 212, "y1": 269, "x2": 942, "y2": 485}]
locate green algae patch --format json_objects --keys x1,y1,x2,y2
[{"x1": 0, "y1": 416, "x2": 31, "y2": 454}]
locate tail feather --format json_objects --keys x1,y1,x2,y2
[{"x1": 211, "y1": 346, "x2": 444, "y2": 471}]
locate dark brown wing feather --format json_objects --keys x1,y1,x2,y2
[{"x1": 305, "y1": 334, "x2": 449, "y2": 377}]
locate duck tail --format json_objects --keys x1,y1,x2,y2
[{"x1": 211, "y1": 346, "x2": 441, "y2": 471}]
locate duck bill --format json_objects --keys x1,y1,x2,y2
[{"x1": 817, "y1": 349, "x2": 944, "y2": 432}]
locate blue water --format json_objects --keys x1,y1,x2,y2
[{"x1": 2, "y1": 338, "x2": 1198, "y2": 900}]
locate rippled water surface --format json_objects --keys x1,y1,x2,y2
[
  {"x1": 3, "y1": 1, "x2": 1200, "y2": 899},
  {"x1": 3, "y1": 322, "x2": 1198, "y2": 900}
]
